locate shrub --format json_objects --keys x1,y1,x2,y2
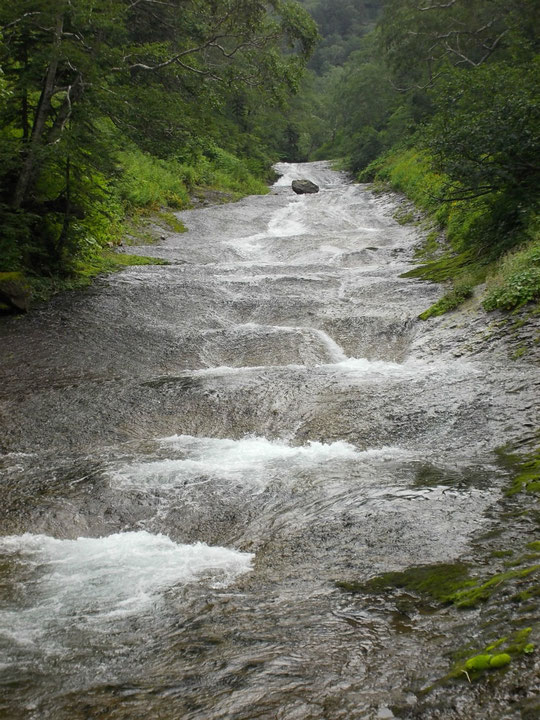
[{"x1": 484, "y1": 237, "x2": 540, "y2": 311}]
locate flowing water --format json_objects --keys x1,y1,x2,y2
[{"x1": 0, "y1": 162, "x2": 538, "y2": 719}]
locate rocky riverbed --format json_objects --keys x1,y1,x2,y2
[{"x1": 0, "y1": 162, "x2": 538, "y2": 720}]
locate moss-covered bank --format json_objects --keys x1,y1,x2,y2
[
  {"x1": 336, "y1": 437, "x2": 540, "y2": 691},
  {"x1": 362, "y1": 148, "x2": 540, "y2": 320},
  {"x1": 1, "y1": 145, "x2": 270, "y2": 313}
]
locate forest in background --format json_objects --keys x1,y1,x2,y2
[
  {"x1": 292, "y1": 0, "x2": 539, "y2": 317},
  {"x1": 0, "y1": 0, "x2": 538, "y2": 317},
  {"x1": 0, "y1": 0, "x2": 318, "y2": 303}
]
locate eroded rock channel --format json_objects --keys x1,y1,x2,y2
[{"x1": 0, "y1": 162, "x2": 538, "y2": 719}]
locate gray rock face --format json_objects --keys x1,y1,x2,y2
[
  {"x1": 0, "y1": 272, "x2": 30, "y2": 313},
  {"x1": 292, "y1": 179, "x2": 319, "y2": 194}
]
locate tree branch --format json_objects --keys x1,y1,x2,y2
[
  {"x1": 418, "y1": 1, "x2": 458, "y2": 10},
  {"x1": 1, "y1": 12, "x2": 43, "y2": 31}
]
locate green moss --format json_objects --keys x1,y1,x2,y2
[
  {"x1": 157, "y1": 211, "x2": 187, "y2": 234},
  {"x1": 419, "y1": 283, "x2": 473, "y2": 320},
  {"x1": 338, "y1": 561, "x2": 539, "y2": 610},
  {"x1": 504, "y1": 447, "x2": 540, "y2": 496},
  {"x1": 504, "y1": 627, "x2": 533, "y2": 655},
  {"x1": 0, "y1": 271, "x2": 32, "y2": 312},
  {"x1": 337, "y1": 563, "x2": 473, "y2": 603},
  {"x1": 448, "y1": 565, "x2": 539, "y2": 608},
  {"x1": 512, "y1": 585, "x2": 540, "y2": 602},
  {"x1": 512, "y1": 345, "x2": 528, "y2": 359},
  {"x1": 465, "y1": 654, "x2": 492, "y2": 671},
  {"x1": 485, "y1": 638, "x2": 506, "y2": 652},
  {"x1": 73, "y1": 251, "x2": 168, "y2": 277},
  {"x1": 393, "y1": 208, "x2": 415, "y2": 225},
  {"x1": 27, "y1": 251, "x2": 168, "y2": 304},
  {"x1": 414, "y1": 230, "x2": 440, "y2": 260},
  {"x1": 489, "y1": 653, "x2": 511, "y2": 668},
  {"x1": 451, "y1": 629, "x2": 534, "y2": 682},
  {"x1": 400, "y1": 249, "x2": 477, "y2": 283},
  {"x1": 0, "y1": 271, "x2": 27, "y2": 284},
  {"x1": 490, "y1": 550, "x2": 514, "y2": 558},
  {"x1": 496, "y1": 442, "x2": 540, "y2": 496}
]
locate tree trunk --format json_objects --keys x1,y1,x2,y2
[
  {"x1": 21, "y1": 29, "x2": 29, "y2": 141},
  {"x1": 12, "y1": 14, "x2": 64, "y2": 209},
  {"x1": 56, "y1": 155, "x2": 72, "y2": 260},
  {"x1": 46, "y1": 74, "x2": 83, "y2": 146}
]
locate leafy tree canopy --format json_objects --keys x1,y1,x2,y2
[{"x1": 0, "y1": 0, "x2": 318, "y2": 271}]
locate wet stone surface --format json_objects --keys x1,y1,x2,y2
[{"x1": 0, "y1": 162, "x2": 538, "y2": 719}]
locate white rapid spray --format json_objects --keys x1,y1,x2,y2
[
  {"x1": 112, "y1": 435, "x2": 363, "y2": 490},
  {"x1": 0, "y1": 531, "x2": 254, "y2": 650}
]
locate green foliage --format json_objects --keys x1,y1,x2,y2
[
  {"x1": 0, "y1": 0, "x2": 317, "y2": 280},
  {"x1": 484, "y1": 237, "x2": 540, "y2": 312},
  {"x1": 419, "y1": 283, "x2": 474, "y2": 321},
  {"x1": 484, "y1": 268, "x2": 540, "y2": 312},
  {"x1": 27, "y1": 251, "x2": 167, "y2": 304},
  {"x1": 297, "y1": 0, "x2": 539, "y2": 314},
  {"x1": 300, "y1": 0, "x2": 382, "y2": 74},
  {"x1": 366, "y1": 147, "x2": 539, "y2": 316},
  {"x1": 425, "y1": 60, "x2": 540, "y2": 202},
  {"x1": 115, "y1": 151, "x2": 191, "y2": 210}
]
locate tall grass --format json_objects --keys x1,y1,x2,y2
[
  {"x1": 115, "y1": 146, "x2": 268, "y2": 211},
  {"x1": 363, "y1": 148, "x2": 539, "y2": 314},
  {"x1": 484, "y1": 233, "x2": 540, "y2": 311}
]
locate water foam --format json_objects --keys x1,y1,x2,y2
[
  {"x1": 190, "y1": 354, "x2": 478, "y2": 381},
  {"x1": 114, "y1": 436, "x2": 361, "y2": 490},
  {"x1": 329, "y1": 356, "x2": 479, "y2": 380},
  {"x1": 0, "y1": 531, "x2": 254, "y2": 643},
  {"x1": 267, "y1": 201, "x2": 307, "y2": 237}
]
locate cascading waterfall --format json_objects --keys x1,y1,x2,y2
[{"x1": 0, "y1": 162, "x2": 538, "y2": 720}]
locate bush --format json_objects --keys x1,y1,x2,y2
[
  {"x1": 115, "y1": 150, "x2": 191, "y2": 209},
  {"x1": 483, "y1": 233, "x2": 540, "y2": 311}
]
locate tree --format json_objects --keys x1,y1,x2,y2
[
  {"x1": 424, "y1": 60, "x2": 540, "y2": 201},
  {"x1": 380, "y1": 0, "x2": 539, "y2": 90},
  {"x1": 0, "y1": 0, "x2": 318, "y2": 269}
]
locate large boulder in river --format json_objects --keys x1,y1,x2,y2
[{"x1": 292, "y1": 179, "x2": 319, "y2": 195}]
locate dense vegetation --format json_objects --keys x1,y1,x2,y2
[
  {"x1": 294, "y1": 0, "x2": 539, "y2": 315},
  {"x1": 1, "y1": 0, "x2": 538, "y2": 316},
  {"x1": 0, "y1": 0, "x2": 317, "y2": 298}
]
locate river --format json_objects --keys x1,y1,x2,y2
[{"x1": 0, "y1": 162, "x2": 538, "y2": 719}]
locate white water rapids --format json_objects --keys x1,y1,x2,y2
[{"x1": 0, "y1": 162, "x2": 538, "y2": 719}]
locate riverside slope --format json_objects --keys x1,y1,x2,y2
[{"x1": 0, "y1": 162, "x2": 538, "y2": 719}]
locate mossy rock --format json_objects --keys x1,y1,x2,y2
[
  {"x1": 497, "y1": 443, "x2": 540, "y2": 496},
  {"x1": 339, "y1": 561, "x2": 539, "y2": 611},
  {"x1": 465, "y1": 654, "x2": 492, "y2": 671},
  {"x1": 0, "y1": 271, "x2": 30, "y2": 313},
  {"x1": 337, "y1": 563, "x2": 473, "y2": 603},
  {"x1": 448, "y1": 565, "x2": 539, "y2": 608},
  {"x1": 489, "y1": 653, "x2": 511, "y2": 668},
  {"x1": 400, "y1": 249, "x2": 476, "y2": 282}
]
